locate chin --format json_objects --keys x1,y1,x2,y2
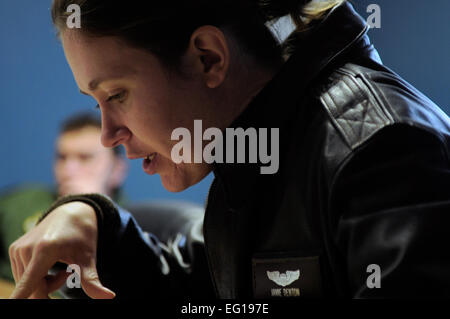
[
  {"x1": 159, "y1": 162, "x2": 212, "y2": 193},
  {"x1": 160, "y1": 174, "x2": 192, "y2": 193}
]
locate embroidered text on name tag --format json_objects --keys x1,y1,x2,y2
[{"x1": 252, "y1": 255, "x2": 322, "y2": 298}]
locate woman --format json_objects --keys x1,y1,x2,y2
[{"x1": 9, "y1": 0, "x2": 450, "y2": 299}]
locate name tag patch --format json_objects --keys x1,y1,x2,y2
[{"x1": 252, "y1": 255, "x2": 322, "y2": 298}]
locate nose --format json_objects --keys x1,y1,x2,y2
[
  {"x1": 100, "y1": 112, "x2": 131, "y2": 148},
  {"x1": 60, "y1": 158, "x2": 81, "y2": 176}
]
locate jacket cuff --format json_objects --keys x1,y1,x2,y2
[{"x1": 37, "y1": 193, "x2": 121, "y2": 257}]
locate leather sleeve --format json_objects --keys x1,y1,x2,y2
[
  {"x1": 38, "y1": 194, "x2": 214, "y2": 298},
  {"x1": 330, "y1": 124, "x2": 450, "y2": 298}
]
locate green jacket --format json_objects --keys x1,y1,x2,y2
[{"x1": 0, "y1": 185, "x2": 56, "y2": 281}]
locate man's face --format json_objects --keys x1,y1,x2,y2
[{"x1": 54, "y1": 126, "x2": 122, "y2": 196}]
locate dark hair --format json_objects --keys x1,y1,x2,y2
[
  {"x1": 60, "y1": 112, "x2": 124, "y2": 157},
  {"x1": 51, "y1": 0, "x2": 321, "y2": 69}
]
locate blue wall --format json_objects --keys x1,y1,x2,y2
[
  {"x1": 0, "y1": 0, "x2": 449, "y2": 205},
  {"x1": 351, "y1": 0, "x2": 450, "y2": 109}
]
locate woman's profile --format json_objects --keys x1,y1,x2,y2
[{"x1": 8, "y1": 0, "x2": 450, "y2": 299}]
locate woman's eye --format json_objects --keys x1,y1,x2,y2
[
  {"x1": 93, "y1": 91, "x2": 126, "y2": 109},
  {"x1": 107, "y1": 91, "x2": 126, "y2": 103}
]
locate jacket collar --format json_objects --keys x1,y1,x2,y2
[{"x1": 211, "y1": 2, "x2": 375, "y2": 210}]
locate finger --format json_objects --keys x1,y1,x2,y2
[
  {"x1": 46, "y1": 271, "x2": 71, "y2": 294},
  {"x1": 80, "y1": 260, "x2": 116, "y2": 299},
  {"x1": 30, "y1": 293, "x2": 50, "y2": 299},
  {"x1": 9, "y1": 251, "x2": 56, "y2": 299},
  {"x1": 16, "y1": 259, "x2": 25, "y2": 285},
  {"x1": 17, "y1": 249, "x2": 29, "y2": 283},
  {"x1": 9, "y1": 246, "x2": 19, "y2": 283},
  {"x1": 27, "y1": 272, "x2": 68, "y2": 299},
  {"x1": 10, "y1": 256, "x2": 18, "y2": 283},
  {"x1": 29, "y1": 277, "x2": 50, "y2": 299}
]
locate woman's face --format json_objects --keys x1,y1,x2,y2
[{"x1": 61, "y1": 31, "x2": 212, "y2": 192}]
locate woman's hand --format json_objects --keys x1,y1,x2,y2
[{"x1": 8, "y1": 201, "x2": 116, "y2": 299}]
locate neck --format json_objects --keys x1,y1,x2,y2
[{"x1": 215, "y1": 62, "x2": 281, "y2": 130}]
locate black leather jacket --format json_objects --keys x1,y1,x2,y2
[{"x1": 44, "y1": 2, "x2": 450, "y2": 298}]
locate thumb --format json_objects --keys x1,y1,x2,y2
[{"x1": 80, "y1": 261, "x2": 116, "y2": 299}]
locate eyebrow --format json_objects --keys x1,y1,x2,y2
[
  {"x1": 79, "y1": 68, "x2": 137, "y2": 95},
  {"x1": 79, "y1": 77, "x2": 118, "y2": 95}
]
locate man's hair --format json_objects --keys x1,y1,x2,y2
[{"x1": 59, "y1": 112, "x2": 124, "y2": 156}]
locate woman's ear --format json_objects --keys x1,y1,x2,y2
[{"x1": 187, "y1": 26, "x2": 230, "y2": 89}]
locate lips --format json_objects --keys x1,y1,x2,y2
[
  {"x1": 145, "y1": 153, "x2": 156, "y2": 161},
  {"x1": 127, "y1": 152, "x2": 156, "y2": 160},
  {"x1": 143, "y1": 153, "x2": 158, "y2": 175}
]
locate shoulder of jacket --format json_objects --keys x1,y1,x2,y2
[
  {"x1": 311, "y1": 62, "x2": 450, "y2": 185},
  {"x1": 316, "y1": 62, "x2": 449, "y2": 151}
]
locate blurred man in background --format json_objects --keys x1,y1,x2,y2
[{"x1": 0, "y1": 112, "x2": 128, "y2": 283}]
